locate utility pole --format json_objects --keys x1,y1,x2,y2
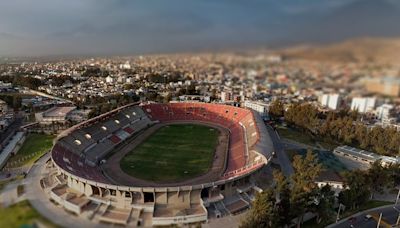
[
  {"x1": 336, "y1": 204, "x2": 343, "y2": 223},
  {"x1": 394, "y1": 206, "x2": 400, "y2": 226},
  {"x1": 377, "y1": 213, "x2": 382, "y2": 228}
]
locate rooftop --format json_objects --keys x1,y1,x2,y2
[{"x1": 44, "y1": 106, "x2": 76, "y2": 117}]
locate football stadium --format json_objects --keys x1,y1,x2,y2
[{"x1": 45, "y1": 102, "x2": 274, "y2": 226}]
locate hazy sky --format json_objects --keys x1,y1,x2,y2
[{"x1": 1, "y1": 0, "x2": 400, "y2": 56}]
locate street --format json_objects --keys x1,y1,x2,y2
[
  {"x1": 265, "y1": 125, "x2": 294, "y2": 177},
  {"x1": 329, "y1": 205, "x2": 400, "y2": 228}
]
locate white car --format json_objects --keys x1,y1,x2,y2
[{"x1": 364, "y1": 214, "x2": 372, "y2": 220}]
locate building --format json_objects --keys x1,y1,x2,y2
[
  {"x1": 0, "y1": 99, "x2": 8, "y2": 114},
  {"x1": 105, "y1": 75, "x2": 115, "y2": 83},
  {"x1": 178, "y1": 95, "x2": 211, "y2": 103},
  {"x1": 365, "y1": 77, "x2": 400, "y2": 97},
  {"x1": 0, "y1": 81, "x2": 12, "y2": 91},
  {"x1": 333, "y1": 145, "x2": 400, "y2": 167},
  {"x1": 315, "y1": 171, "x2": 345, "y2": 196},
  {"x1": 66, "y1": 109, "x2": 91, "y2": 123},
  {"x1": 220, "y1": 91, "x2": 232, "y2": 102},
  {"x1": 244, "y1": 100, "x2": 269, "y2": 120},
  {"x1": 0, "y1": 100, "x2": 14, "y2": 132},
  {"x1": 375, "y1": 104, "x2": 394, "y2": 121},
  {"x1": 35, "y1": 106, "x2": 77, "y2": 124},
  {"x1": 319, "y1": 93, "x2": 341, "y2": 110},
  {"x1": 351, "y1": 97, "x2": 376, "y2": 113},
  {"x1": 120, "y1": 61, "x2": 131, "y2": 70}
]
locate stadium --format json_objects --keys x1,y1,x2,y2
[{"x1": 45, "y1": 102, "x2": 274, "y2": 226}]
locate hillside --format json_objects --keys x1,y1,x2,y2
[{"x1": 279, "y1": 37, "x2": 400, "y2": 65}]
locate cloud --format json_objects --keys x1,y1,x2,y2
[{"x1": 0, "y1": 0, "x2": 399, "y2": 56}]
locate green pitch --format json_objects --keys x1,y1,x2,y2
[{"x1": 120, "y1": 124, "x2": 219, "y2": 182}]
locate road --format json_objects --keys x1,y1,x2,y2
[
  {"x1": 265, "y1": 125, "x2": 294, "y2": 177},
  {"x1": 329, "y1": 204, "x2": 400, "y2": 228},
  {"x1": 0, "y1": 117, "x2": 23, "y2": 146}
]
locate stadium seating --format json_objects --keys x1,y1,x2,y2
[
  {"x1": 55, "y1": 104, "x2": 152, "y2": 170},
  {"x1": 52, "y1": 102, "x2": 265, "y2": 185}
]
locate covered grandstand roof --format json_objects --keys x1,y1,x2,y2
[
  {"x1": 250, "y1": 110, "x2": 274, "y2": 159},
  {"x1": 334, "y1": 145, "x2": 380, "y2": 162},
  {"x1": 334, "y1": 145, "x2": 400, "y2": 164}
]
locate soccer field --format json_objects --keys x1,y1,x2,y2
[{"x1": 120, "y1": 124, "x2": 219, "y2": 182}]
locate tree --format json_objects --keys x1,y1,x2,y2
[
  {"x1": 311, "y1": 185, "x2": 336, "y2": 224},
  {"x1": 367, "y1": 161, "x2": 389, "y2": 198},
  {"x1": 242, "y1": 151, "x2": 328, "y2": 228},
  {"x1": 387, "y1": 163, "x2": 400, "y2": 187},
  {"x1": 339, "y1": 170, "x2": 370, "y2": 209},
  {"x1": 291, "y1": 150, "x2": 322, "y2": 227},
  {"x1": 240, "y1": 189, "x2": 278, "y2": 228},
  {"x1": 273, "y1": 171, "x2": 292, "y2": 227},
  {"x1": 269, "y1": 99, "x2": 284, "y2": 120}
]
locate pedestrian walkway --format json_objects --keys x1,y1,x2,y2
[
  {"x1": 0, "y1": 179, "x2": 26, "y2": 207},
  {"x1": 25, "y1": 153, "x2": 111, "y2": 228}
]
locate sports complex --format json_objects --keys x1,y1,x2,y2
[{"x1": 44, "y1": 102, "x2": 274, "y2": 226}]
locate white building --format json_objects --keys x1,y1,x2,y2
[
  {"x1": 120, "y1": 61, "x2": 131, "y2": 70},
  {"x1": 315, "y1": 171, "x2": 345, "y2": 196},
  {"x1": 221, "y1": 91, "x2": 232, "y2": 102},
  {"x1": 375, "y1": 104, "x2": 393, "y2": 121},
  {"x1": 0, "y1": 81, "x2": 12, "y2": 90},
  {"x1": 244, "y1": 100, "x2": 269, "y2": 120},
  {"x1": 35, "y1": 106, "x2": 77, "y2": 124},
  {"x1": 319, "y1": 93, "x2": 341, "y2": 110},
  {"x1": 0, "y1": 99, "x2": 8, "y2": 114},
  {"x1": 351, "y1": 97, "x2": 376, "y2": 113},
  {"x1": 105, "y1": 76, "x2": 115, "y2": 84}
]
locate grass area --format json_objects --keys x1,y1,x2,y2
[
  {"x1": 280, "y1": 124, "x2": 347, "y2": 172},
  {"x1": 286, "y1": 148, "x2": 348, "y2": 173},
  {"x1": 277, "y1": 125, "x2": 340, "y2": 151},
  {"x1": 339, "y1": 200, "x2": 393, "y2": 219},
  {"x1": 7, "y1": 134, "x2": 54, "y2": 168},
  {"x1": 277, "y1": 126, "x2": 316, "y2": 146},
  {"x1": 0, "y1": 200, "x2": 57, "y2": 228},
  {"x1": 120, "y1": 124, "x2": 219, "y2": 182}
]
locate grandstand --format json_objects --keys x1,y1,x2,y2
[{"x1": 47, "y1": 102, "x2": 274, "y2": 226}]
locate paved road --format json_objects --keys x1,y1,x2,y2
[
  {"x1": 0, "y1": 117, "x2": 23, "y2": 146},
  {"x1": 265, "y1": 125, "x2": 294, "y2": 177},
  {"x1": 329, "y1": 204, "x2": 400, "y2": 228},
  {"x1": 25, "y1": 153, "x2": 111, "y2": 228}
]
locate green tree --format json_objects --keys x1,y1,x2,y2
[
  {"x1": 240, "y1": 189, "x2": 278, "y2": 228},
  {"x1": 291, "y1": 150, "x2": 322, "y2": 227},
  {"x1": 339, "y1": 170, "x2": 370, "y2": 209},
  {"x1": 269, "y1": 99, "x2": 284, "y2": 120},
  {"x1": 312, "y1": 185, "x2": 336, "y2": 224},
  {"x1": 273, "y1": 171, "x2": 292, "y2": 227},
  {"x1": 367, "y1": 161, "x2": 389, "y2": 198}
]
